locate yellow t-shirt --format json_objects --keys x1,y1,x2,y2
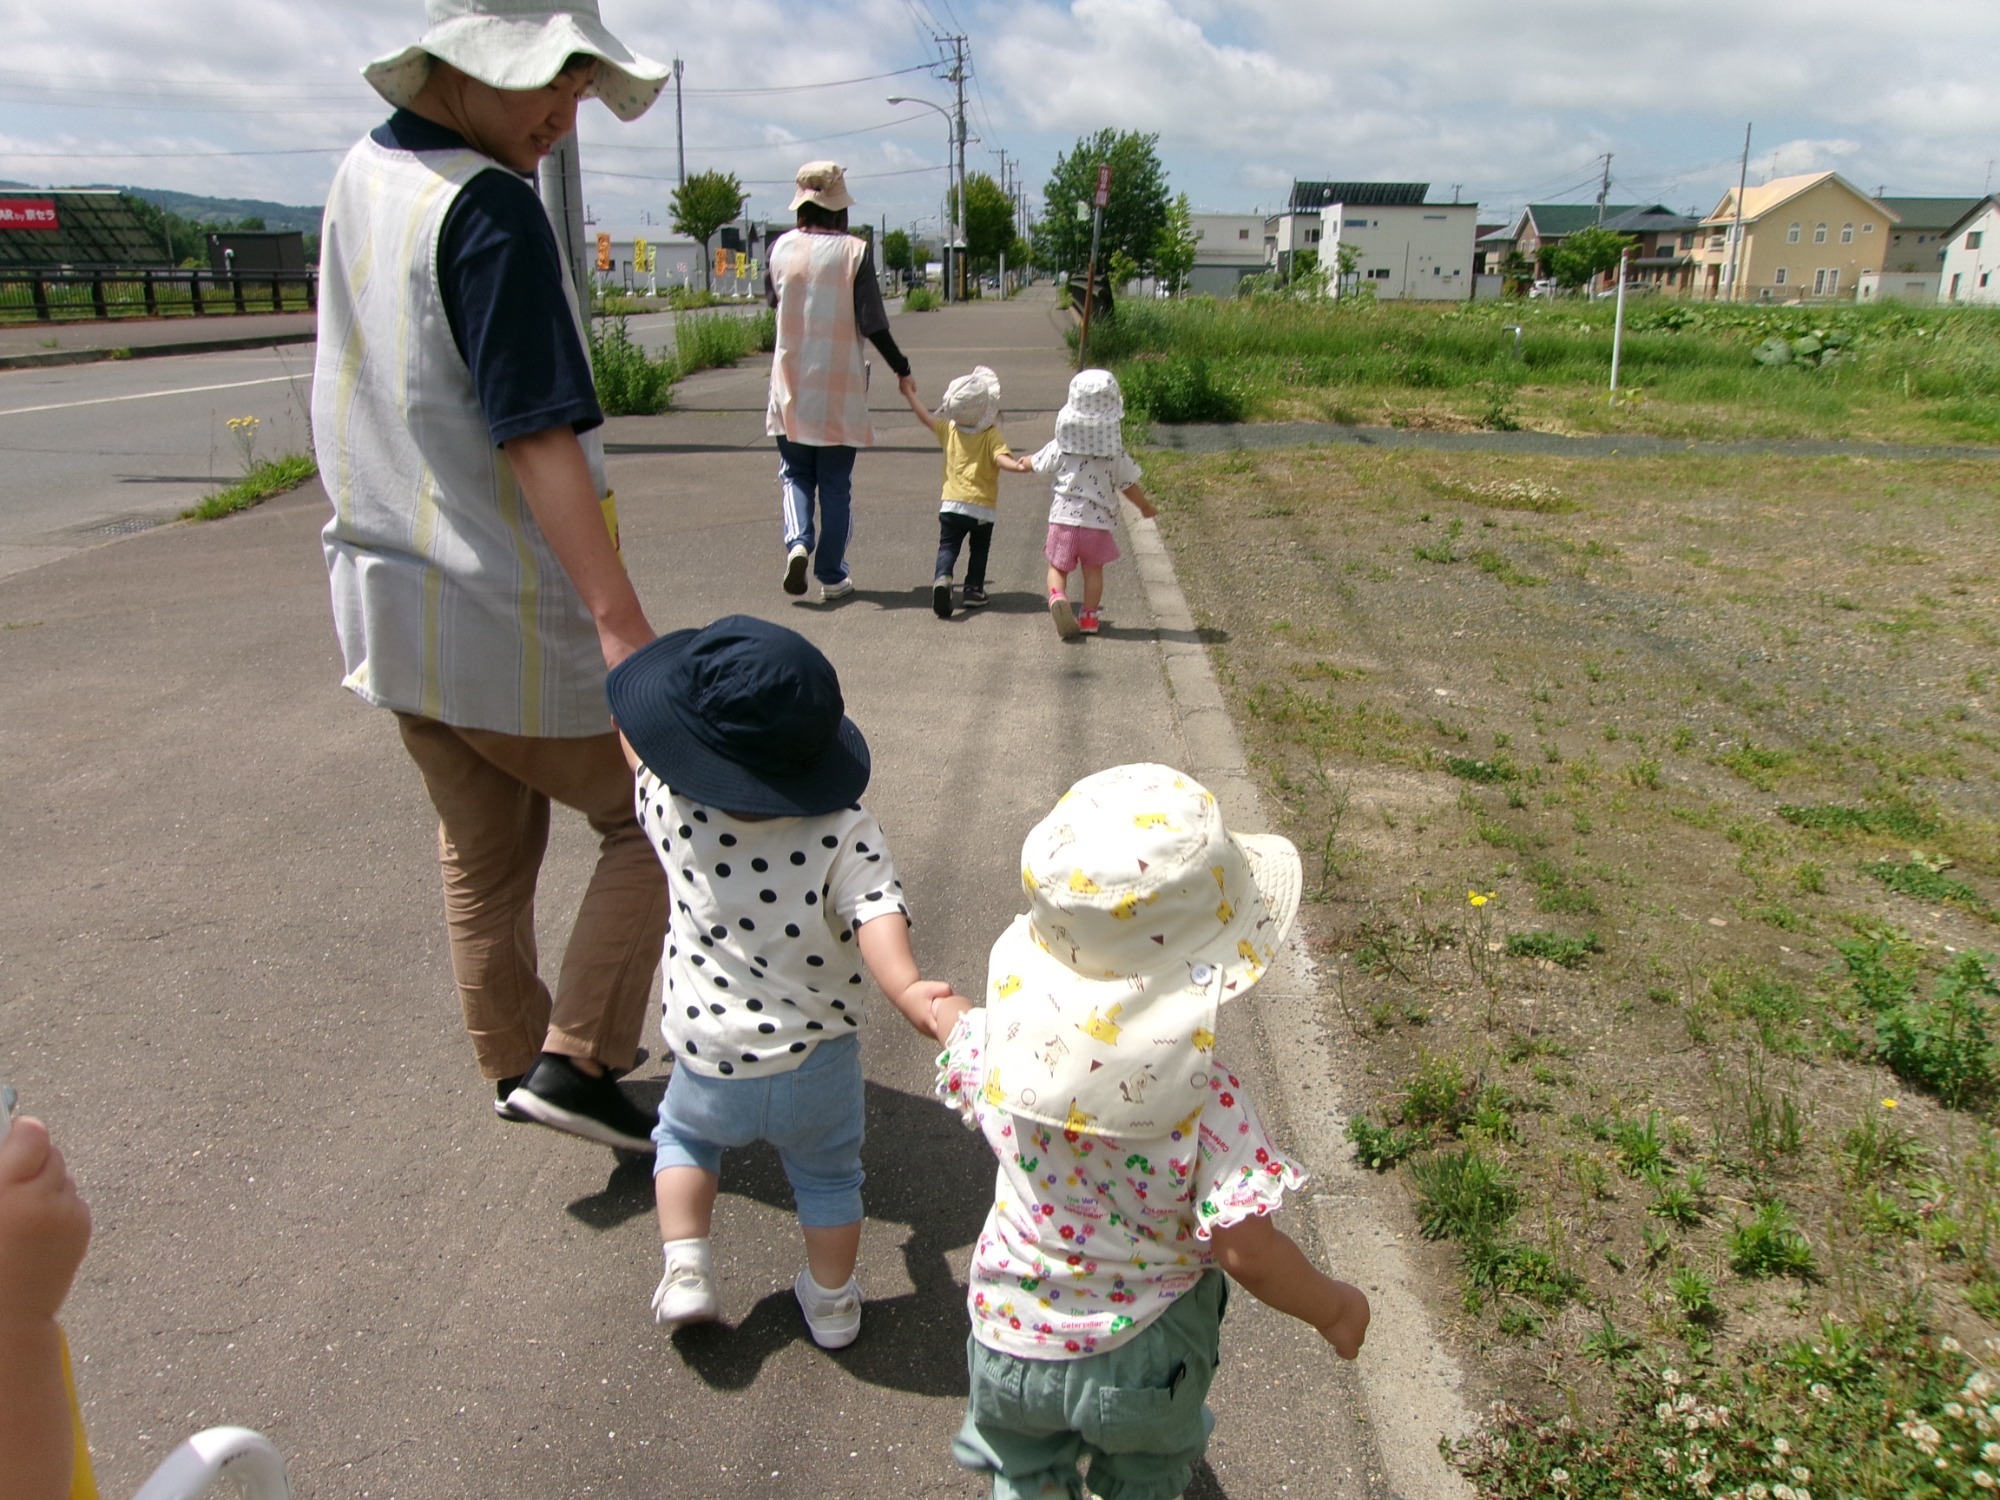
[
  {"x1": 64, "y1": 1330, "x2": 99, "y2": 1500},
  {"x1": 932, "y1": 418, "x2": 1012, "y2": 510}
]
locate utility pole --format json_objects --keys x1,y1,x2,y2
[
  {"x1": 538, "y1": 133, "x2": 590, "y2": 319},
  {"x1": 947, "y1": 34, "x2": 969, "y2": 302},
  {"x1": 672, "y1": 58, "x2": 686, "y2": 187},
  {"x1": 1594, "y1": 153, "x2": 1613, "y2": 225},
  {"x1": 1726, "y1": 122, "x2": 1752, "y2": 303}
]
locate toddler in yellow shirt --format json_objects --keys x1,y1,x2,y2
[{"x1": 904, "y1": 365, "x2": 1033, "y2": 618}]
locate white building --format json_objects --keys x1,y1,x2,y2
[
  {"x1": 1321, "y1": 198, "x2": 1479, "y2": 302},
  {"x1": 1939, "y1": 197, "x2": 2000, "y2": 306},
  {"x1": 1187, "y1": 213, "x2": 1267, "y2": 296}
]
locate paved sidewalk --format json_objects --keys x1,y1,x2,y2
[{"x1": 0, "y1": 290, "x2": 1455, "y2": 1499}]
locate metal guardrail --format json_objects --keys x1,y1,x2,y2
[{"x1": 0, "y1": 267, "x2": 317, "y2": 322}]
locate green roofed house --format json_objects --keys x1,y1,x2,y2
[
  {"x1": 0, "y1": 189, "x2": 171, "y2": 269},
  {"x1": 1857, "y1": 195, "x2": 1985, "y2": 302}
]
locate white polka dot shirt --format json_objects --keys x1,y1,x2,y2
[{"x1": 636, "y1": 769, "x2": 910, "y2": 1078}]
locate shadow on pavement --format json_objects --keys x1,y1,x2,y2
[{"x1": 566, "y1": 1078, "x2": 991, "y2": 1399}]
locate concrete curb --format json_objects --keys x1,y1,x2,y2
[
  {"x1": 1127, "y1": 510, "x2": 1480, "y2": 1500},
  {"x1": 0, "y1": 329, "x2": 316, "y2": 372}
]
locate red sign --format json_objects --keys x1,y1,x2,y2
[
  {"x1": 0, "y1": 199, "x2": 59, "y2": 231},
  {"x1": 1093, "y1": 165, "x2": 1112, "y2": 208}
]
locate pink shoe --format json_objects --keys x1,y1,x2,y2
[{"x1": 1049, "y1": 592, "x2": 1080, "y2": 640}]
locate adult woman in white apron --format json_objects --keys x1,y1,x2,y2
[{"x1": 765, "y1": 162, "x2": 918, "y2": 601}]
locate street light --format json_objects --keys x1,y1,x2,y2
[{"x1": 888, "y1": 95, "x2": 957, "y2": 301}]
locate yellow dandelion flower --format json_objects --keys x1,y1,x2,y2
[{"x1": 1881, "y1": 1098, "x2": 1899, "y2": 1110}]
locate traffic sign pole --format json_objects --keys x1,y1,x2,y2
[{"x1": 1077, "y1": 164, "x2": 1112, "y2": 367}]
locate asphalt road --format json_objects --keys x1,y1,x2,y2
[
  {"x1": 1, "y1": 293, "x2": 1445, "y2": 1500},
  {"x1": 0, "y1": 345, "x2": 316, "y2": 578}
]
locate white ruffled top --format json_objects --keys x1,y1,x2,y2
[{"x1": 936, "y1": 1007, "x2": 1305, "y2": 1359}]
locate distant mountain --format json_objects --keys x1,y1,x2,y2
[{"x1": 0, "y1": 181, "x2": 321, "y2": 234}]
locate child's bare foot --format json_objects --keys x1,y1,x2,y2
[{"x1": 1318, "y1": 1282, "x2": 1371, "y2": 1359}]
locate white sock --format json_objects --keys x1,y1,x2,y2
[
  {"x1": 662, "y1": 1237, "x2": 711, "y2": 1274},
  {"x1": 804, "y1": 1269, "x2": 851, "y2": 1297}
]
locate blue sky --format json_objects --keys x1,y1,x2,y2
[{"x1": 3, "y1": 0, "x2": 1997, "y2": 240}]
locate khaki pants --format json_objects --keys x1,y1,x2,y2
[{"x1": 395, "y1": 714, "x2": 667, "y2": 1080}]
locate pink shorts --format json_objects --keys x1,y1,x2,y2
[{"x1": 1045, "y1": 523, "x2": 1121, "y2": 572}]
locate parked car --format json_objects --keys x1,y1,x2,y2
[{"x1": 1527, "y1": 278, "x2": 1561, "y2": 299}]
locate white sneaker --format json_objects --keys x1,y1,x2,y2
[
  {"x1": 652, "y1": 1238, "x2": 720, "y2": 1329},
  {"x1": 820, "y1": 577, "x2": 856, "y2": 601},
  {"x1": 782, "y1": 544, "x2": 811, "y2": 596},
  {"x1": 794, "y1": 1269, "x2": 862, "y2": 1348}
]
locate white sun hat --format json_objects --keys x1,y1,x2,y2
[
  {"x1": 982, "y1": 764, "x2": 1301, "y2": 1139},
  {"x1": 363, "y1": 0, "x2": 670, "y2": 124},
  {"x1": 938, "y1": 365, "x2": 1001, "y2": 432},
  {"x1": 1052, "y1": 368, "x2": 1125, "y2": 459}
]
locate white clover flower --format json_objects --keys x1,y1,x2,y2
[
  {"x1": 1949, "y1": 1403, "x2": 1968, "y2": 1419},
  {"x1": 1748, "y1": 1486, "x2": 1768, "y2": 1500},
  {"x1": 1972, "y1": 1371, "x2": 1997, "y2": 1399},
  {"x1": 1772, "y1": 1485, "x2": 1795, "y2": 1500},
  {"x1": 1658, "y1": 1402, "x2": 1675, "y2": 1422},
  {"x1": 1945, "y1": 1336, "x2": 1964, "y2": 1353},
  {"x1": 1977, "y1": 1472, "x2": 1997, "y2": 1491},
  {"x1": 1790, "y1": 1467, "x2": 1811, "y2": 1483},
  {"x1": 1664, "y1": 1368, "x2": 1683, "y2": 1386},
  {"x1": 1809, "y1": 1384, "x2": 1833, "y2": 1404},
  {"x1": 1550, "y1": 1469, "x2": 1570, "y2": 1487},
  {"x1": 1984, "y1": 1442, "x2": 2000, "y2": 1463},
  {"x1": 1773, "y1": 1438, "x2": 1791, "y2": 1456}
]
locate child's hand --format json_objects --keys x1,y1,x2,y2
[
  {"x1": 1316, "y1": 1280, "x2": 1371, "y2": 1360},
  {"x1": 1123, "y1": 484, "x2": 1159, "y2": 520},
  {"x1": 930, "y1": 992, "x2": 976, "y2": 1041},
  {"x1": 0, "y1": 1117, "x2": 92, "y2": 1325},
  {"x1": 895, "y1": 980, "x2": 967, "y2": 1040}
]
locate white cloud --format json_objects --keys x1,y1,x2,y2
[{"x1": 1, "y1": 0, "x2": 1996, "y2": 232}]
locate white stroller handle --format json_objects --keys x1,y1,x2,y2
[{"x1": 129, "y1": 1427, "x2": 290, "y2": 1500}]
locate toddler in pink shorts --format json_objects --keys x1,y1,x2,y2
[{"x1": 1030, "y1": 369, "x2": 1158, "y2": 640}]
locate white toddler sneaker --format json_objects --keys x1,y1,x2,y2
[
  {"x1": 652, "y1": 1238, "x2": 720, "y2": 1329},
  {"x1": 794, "y1": 1268, "x2": 863, "y2": 1348}
]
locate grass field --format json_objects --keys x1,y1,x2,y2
[
  {"x1": 1147, "y1": 439, "x2": 2000, "y2": 1499},
  {"x1": 1091, "y1": 297, "x2": 2000, "y2": 445}
]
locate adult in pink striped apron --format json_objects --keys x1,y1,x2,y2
[{"x1": 765, "y1": 161, "x2": 918, "y2": 602}]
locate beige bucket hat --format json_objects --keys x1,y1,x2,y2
[
  {"x1": 983, "y1": 764, "x2": 1301, "y2": 1139},
  {"x1": 938, "y1": 366, "x2": 1001, "y2": 432},
  {"x1": 364, "y1": 0, "x2": 670, "y2": 123},
  {"x1": 789, "y1": 161, "x2": 856, "y2": 213}
]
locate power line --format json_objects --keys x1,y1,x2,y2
[
  {"x1": 4, "y1": 144, "x2": 350, "y2": 159},
  {"x1": 682, "y1": 62, "x2": 934, "y2": 96},
  {"x1": 589, "y1": 115, "x2": 924, "y2": 155},
  {"x1": 590, "y1": 162, "x2": 948, "y2": 187}
]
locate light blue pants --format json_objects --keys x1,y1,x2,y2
[
  {"x1": 953, "y1": 1271, "x2": 1226, "y2": 1500},
  {"x1": 777, "y1": 438, "x2": 857, "y2": 586},
  {"x1": 651, "y1": 1034, "x2": 864, "y2": 1226}
]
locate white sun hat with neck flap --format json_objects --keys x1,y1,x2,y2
[
  {"x1": 982, "y1": 764, "x2": 1301, "y2": 1141},
  {"x1": 364, "y1": 0, "x2": 671, "y2": 123}
]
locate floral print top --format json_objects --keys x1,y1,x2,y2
[{"x1": 937, "y1": 1007, "x2": 1305, "y2": 1359}]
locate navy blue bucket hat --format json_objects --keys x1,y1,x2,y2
[{"x1": 607, "y1": 615, "x2": 870, "y2": 817}]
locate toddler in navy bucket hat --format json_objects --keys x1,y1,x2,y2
[{"x1": 608, "y1": 615, "x2": 969, "y2": 1348}]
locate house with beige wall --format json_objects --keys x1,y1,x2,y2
[{"x1": 1688, "y1": 171, "x2": 1895, "y2": 301}]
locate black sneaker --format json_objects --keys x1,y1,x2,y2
[
  {"x1": 962, "y1": 585, "x2": 989, "y2": 608},
  {"x1": 494, "y1": 1075, "x2": 527, "y2": 1120},
  {"x1": 932, "y1": 575, "x2": 953, "y2": 619},
  {"x1": 504, "y1": 1053, "x2": 657, "y2": 1152}
]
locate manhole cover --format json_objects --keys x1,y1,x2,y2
[{"x1": 79, "y1": 517, "x2": 167, "y2": 538}]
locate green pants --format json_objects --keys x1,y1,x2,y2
[{"x1": 952, "y1": 1272, "x2": 1227, "y2": 1500}]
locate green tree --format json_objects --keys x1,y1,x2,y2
[
  {"x1": 953, "y1": 172, "x2": 1016, "y2": 276},
  {"x1": 1031, "y1": 130, "x2": 1171, "y2": 278},
  {"x1": 882, "y1": 228, "x2": 913, "y2": 278},
  {"x1": 1545, "y1": 225, "x2": 1634, "y2": 291},
  {"x1": 1498, "y1": 248, "x2": 1534, "y2": 297},
  {"x1": 1153, "y1": 192, "x2": 1197, "y2": 297},
  {"x1": 671, "y1": 170, "x2": 746, "y2": 291}
]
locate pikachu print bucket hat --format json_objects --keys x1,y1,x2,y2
[{"x1": 983, "y1": 763, "x2": 1300, "y2": 1137}]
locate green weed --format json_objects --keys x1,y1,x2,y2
[
  {"x1": 1505, "y1": 931, "x2": 1601, "y2": 968},
  {"x1": 1727, "y1": 1201, "x2": 1817, "y2": 1278}
]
